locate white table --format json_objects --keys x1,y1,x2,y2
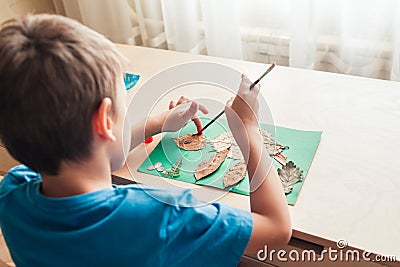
[{"x1": 113, "y1": 44, "x2": 400, "y2": 266}]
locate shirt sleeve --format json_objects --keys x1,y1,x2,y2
[
  {"x1": 160, "y1": 189, "x2": 253, "y2": 267},
  {"x1": 0, "y1": 165, "x2": 41, "y2": 197}
]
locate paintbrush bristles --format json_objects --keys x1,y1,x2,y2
[{"x1": 250, "y1": 62, "x2": 276, "y2": 89}]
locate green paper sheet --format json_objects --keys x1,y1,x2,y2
[{"x1": 137, "y1": 118, "x2": 321, "y2": 205}]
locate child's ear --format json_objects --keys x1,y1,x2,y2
[{"x1": 93, "y1": 97, "x2": 117, "y2": 142}]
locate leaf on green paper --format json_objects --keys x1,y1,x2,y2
[
  {"x1": 259, "y1": 129, "x2": 289, "y2": 156},
  {"x1": 162, "y1": 157, "x2": 183, "y2": 178},
  {"x1": 174, "y1": 134, "x2": 206, "y2": 151},
  {"x1": 272, "y1": 153, "x2": 287, "y2": 166},
  {"x1": 210, "y1": 130, "x2": 288, "y2": 163},
  {"x1": 277, "y1": 161, "x2": 303, "y2": 194},
  {"x1": 223, "y1": 160, "x2": 247, "y2": 188},
  {"x1": 194, "y1": 148, "x2": 230, "y2": 181},
  {"x1": 208, "y1": 132, "x2": 242, "y2": 160}
]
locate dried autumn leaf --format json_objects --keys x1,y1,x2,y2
[
  {"x1": 223, "y1": 160, "x2": 247, "y2": 188},
  {"x1": 208, "y1": 132, "x2": 242, "y2": 160},
  {"x1": 272, "y1": 153, "x2": 287, "y2": 166},
  {"x1": 274, "y1": 144, "x2": 289, "y2": 158},
  {"x1": 210, "y1": 130, "x2": 288, "y2": 163},
  {"x1": 259, "y1": 129, "x2": 289, "y2": 156},
  {"x1": 277, "y1": 161, "x2": 303, "y2": 194},
  {"x1": 174, "y1": 134, "x2": 206, "y2": 151},
  {"x1": 260, "y1": 128, "x2": 275, "y2": 154},
  {"x1": 194, "y1": 148, "x2": 230, "y2": 181}
]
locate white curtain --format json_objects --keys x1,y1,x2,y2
[
  {"x1": 53, "y1": 0, "x2": 134, "y2": 44},
  {"x1": 54, "y1": 0, "x2": 400, "y2": 81}
]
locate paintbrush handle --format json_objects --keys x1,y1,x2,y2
[
  {"x1": 197, "y1": 110, "x2": 225, "y2": 135},
  {"x1": 197, "y1": 62, "x2": 276, "y2": 134},
  {"x1": 249, "y1": 62, "x2": 276, "y2": 90}
]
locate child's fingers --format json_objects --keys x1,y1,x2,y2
[
  {"x1": 242, "y1": 74, "x2": 252, "y2": 85},
  {"x1": 224, "y1": 97, "x2": 236, "y2": 121},
  {"x1": 181, "y1": 101, "x2": 198, "y2": 121},
  {"x1": 198, "y1": 103, "x2": 209, "y2": 114},
  {"x1": 239, "y1": 75, "x2": 252, "y2": 92},
  {"x1": 178, "y1": 101, "x2": 203, "y2": 131},
  {"x1": 240, "y1": 73, "x2": 261, "y2": 98},
  {"x1": 241, "y1": 73, "x2": 261, "y2": 90},
  {"x1": 171, "y1": 96, "x2": 208, "y2": 117},
  {"x1": 169, "y1": 100, "x2": 177, "y2": 110},
  {"x1": 226, "y1": 97, "x2": 234, "y2": 106},
  {"x1": 225, "y1": 97, "x2": 234, "y2": 113},
  {"x1": 171, "y1": 98, "x2": 208, "y2": 132},
  {"x1": 252, "y1": 83, "x2": 261, "y2": 93},
  {"x1": 192, "y1": 116, "x2": 203, "y2": 132},
  {"x1": 177, "y1": 96, "x2": 190, "y2": 105}
]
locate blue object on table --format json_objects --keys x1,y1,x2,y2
[{"x1": 124, "y1": 73, "x2": 140, "y2": 91}]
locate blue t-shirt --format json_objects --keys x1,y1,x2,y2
[{"x1": 0, "y1": 165, "x2": 252, "y2": 267}]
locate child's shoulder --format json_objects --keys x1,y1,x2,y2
[
  {"x1": 0, "y1": 165, "x2": 40, "y2": 197},
  {"x1": 0, "y1": 165, "x2": 196, "y2": 208}
]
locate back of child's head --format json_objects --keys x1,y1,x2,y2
[{"x1": 0, "y1": 14, "x2": 126, "y2": 175}]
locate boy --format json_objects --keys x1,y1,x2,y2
[{"x1": 0, "y1": 14, "x2": 291, "y2": 266}]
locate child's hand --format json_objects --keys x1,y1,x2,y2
[
  {"x1": 225, "y1": 74, "x2": 260, "y2": 131},
  {"x1": 163, "y1": 96, "x2": 208, "y2": 132}
]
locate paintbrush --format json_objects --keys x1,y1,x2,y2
[{"x1": 195, "y1": 62, "x2": 276, "y2": 135}]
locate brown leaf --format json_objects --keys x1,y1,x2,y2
[
  {"x1": 272, "y1": 153, "x2": 287, "y2": 166},
  {"x1": 210, "y1": 130, "x2": 288, "y2": 162},
  {"x1": 277, "y1": 161, "x2": 303, "y2": 194},
  {"x1": 223, "y1": 160, "x2": 247, "y2": 187},
  {"x1": 208, "y1": 132, "x2": 243, "y2": 160},
  {"x1": 260, "y1": 129, "x2": 289, "y2": 156},
  {"x1": 174, "y1": 134, "x2": 206, "y2": 151},
  {"x1": 194, "y1": 148, "x2": 230, "y2": 181}
]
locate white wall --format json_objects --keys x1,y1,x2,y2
[{"x1": 0, "y1": 0, "x2": 55, "y2": 23}]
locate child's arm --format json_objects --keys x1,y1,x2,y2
[
  {"x1": 129, "y1": 97, "x2": 208, "y2": 150},
  {"x1": 225, "y1": 75, "x2": 292, "y2": 254}
]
